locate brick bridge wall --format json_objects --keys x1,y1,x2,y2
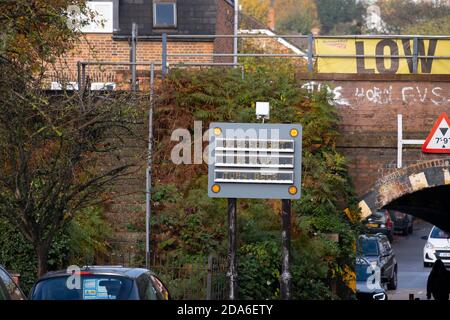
[{"x1": 298, "y1": 74, "x2": 450, "y2": 217}]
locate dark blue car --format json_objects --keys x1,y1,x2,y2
[{"x1": 29, "y1": 266, "x2": 170, "y2": 300}]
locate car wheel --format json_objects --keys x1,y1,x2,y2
[
  {"x1": 387, "y1": 268, "x2": 398, "y2": 290},
  {"x1": 408, "y1": 225, "x2": 413, "y2": 234},
  {"x1": 402, "y1": 227, "x2": 408, "y2": 236}
]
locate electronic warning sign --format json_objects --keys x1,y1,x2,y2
[{"x1": 207, "y1": 123, "x2": 302, "y2": 199}]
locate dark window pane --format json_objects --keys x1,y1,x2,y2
[
  {"x1": 31, "y1": 276, "x2": 133, "y2": 300},
  {"x1": 0, "y1": 269, "x2": 24, "y2": 300},
  {"x1": 0, "y1": 281, "x2": 9, "y2": 300},
  {"x1": 357, "y1": 239, "x2": 379, "y2": 256},
  {"x1": 154, "y1": 3, "x2": 176, "y2": 27},
  {"x1": 431, "y1": 227, "x2": 450, "y2": 239}
]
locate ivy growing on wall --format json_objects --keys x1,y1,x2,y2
[{"x1": 150, "y1": 63, "x2": 361, "y2": 299}]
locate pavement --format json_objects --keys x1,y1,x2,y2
[{"x1": 387, "y1": 220, "x2": 433, "y2": 300}]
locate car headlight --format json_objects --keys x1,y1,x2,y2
[
  {"x1": 425, "y1": 242, "x2": 434, "y2": 249},
  {"x1": 380, "y1": 224, "x2": 386, "y2": 228},
  {"x1": 373, "y1": 292, "x2": 386, "y2": 300}
]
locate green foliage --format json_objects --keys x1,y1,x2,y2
[
  {"x1": 277, "y1": 10, "x2": 315, "y2": 35},
  {"x1": 0, "y1": 206, "x2": 112, "y2": 294},
  {"x1": 0, "y1": 59, "x2": 141, "y2": 276},
  {"x1": 378, "y1": 0, "x2": 450, "y2": 35},
  {"x1": 152, "y1": 177, "x2": 228, "y2": 256},
  {"x1": 0, "y1": 0, "x2": 93, "y2": 72},
  {"x1": 239, "y1": 241, "x2": 281, "y2": 300},
  {"x1": 151, "y1": 63, "x2": 361, "y2": 299},
  {"x1": 403, "y1": 16, "x2": 450, "y2": 36},
  {"x1": 316, "y1": 0, "x2": 366, "y2": 35}
]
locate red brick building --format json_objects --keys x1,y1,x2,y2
[{"x1": 51, "y1": 0, "x2": 235, "y2": 90}]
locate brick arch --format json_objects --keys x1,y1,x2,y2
[{"x1": 358, "y1": 158, "x2": 450, "y2": 219}]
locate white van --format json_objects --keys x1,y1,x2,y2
[{"x1": 423, "y1": 226, "x2": 450, "y2": 267}]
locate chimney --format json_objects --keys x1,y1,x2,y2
[{"x1": 267, "y1": 0, "x2": 275, "y2": 30}]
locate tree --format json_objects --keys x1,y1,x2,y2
[
  {"x1": 275, "y1": 0, "x2": 320, "y2": 34},
  {"x1": 378, "y1": 0, "x2": 450, "y2": 34},
  {"x1": 0, "y1": 63, "x2": 142, "y2": 276},
  {"x1": 403, "y1": 16, "x2": 450, "y2": 35},
  {"x1": 0, "y1": 0, "x2": 143, "y2": 276},
  {"x1": 0, "y1": 0, "x2": 92, "y2": 72},
  {"x1": 240, "y1": 0, "x2": 271, "y2": 25},
  {"x1": 316, "y1": 0, "x2": 366, "y2": 34}
]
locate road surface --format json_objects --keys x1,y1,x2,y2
[{"x1": 388, "y1": 220, "x2": 432, "y2": 300}]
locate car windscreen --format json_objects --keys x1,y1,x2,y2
[
  {"x1": 430, "y1": 227, "x2": 450, "y2": 239},
  {"x1": 31, "y1": 275, "x2": 133, "y2": 300},
  {"x1": 357, "y1": 239, "x2": 379, "y2": 256},
  {"x1": 372, "y1": 211, "x2": 386, "y2": 223}
]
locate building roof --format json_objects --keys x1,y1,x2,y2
[{"x1": 116, "y1": 0, "x2": 218, "y2": 37}]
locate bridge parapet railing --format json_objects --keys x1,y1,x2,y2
[{"x1": 66, "y1": 33, "x2": 450, "y2": 92}]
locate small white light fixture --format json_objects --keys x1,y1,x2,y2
[{"x1": 256, "y1": 102, "x2": 270, "y2": 122}]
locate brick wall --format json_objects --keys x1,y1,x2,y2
[
  {"x1": 214, "y1": 0, "x2": 234, "y2": 63},
  {"x1": 299, "y1": 78, "x2": 450, "y2": 198},
  {"x1": 49, "y1": 33, "x2": 215, "y2": 89}
]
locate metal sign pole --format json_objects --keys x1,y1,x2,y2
[
  {"x1": 280, "y1": 199, "x2": 292, "y2": 299},
  {"x1": 145, "y1": 63, "x2": 155, "y2": 269},
  {"x1": 233, "y1": 0, "x2": 239, "y2": 67},
  {"x1": 227, "y1": 198, "x2": 238, "y2": 300},
  {"x1": 131, "y1": 23, "x2": 137, "y2": 92},
  {"x1": 397, "y1": 114, "x2": 425, "y2": 168},
  {"x1": 208, "y1": 122, "x2": 302, "y2": 300}
]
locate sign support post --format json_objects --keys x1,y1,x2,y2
[
  {"x1": 208, "y1": 122, "x2": 302, "y2": 301},
  {"x1": 280, "y1": 199, "x2": 292, "y2": 299},
  {"x1": 227, "y1": 198, "x2": 238, "y2": 300}
]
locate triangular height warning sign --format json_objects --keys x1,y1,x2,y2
[{"x1": 422, "y1": 112, "x2": 450, "y2": 153}]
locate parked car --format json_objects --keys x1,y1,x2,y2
[
  {"x1": 390, "y1": 210, "x2": 414, "y2": 235},
  {"x1": 423, "y1": 226, "x2": 450, "y2": 267},
  {"x1": 356, "y1": 257, "x2": 388, "y2": 300},
  {"x1": 363, "y1": 210, "x2": 394, "y2": 242},
  {"x1": 29, "y1": 266, "x2": 170, "y2": 300},
  {"x1": 356, "y1": 234, "x2": 398, "y2": 292},
  {"x1": 0, "y1": 266, "x2": 26, "y2": 300}
]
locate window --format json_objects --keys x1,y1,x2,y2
[
  {"x1": 431, "y1": 226, "x2": 450, "y2": 239},
  {"x1": 153, "y1": 2, "x2": 177, "y2": 28},
  {"x1": 0, "y1": 281, "x2": 8, "y2": 300},
  {"x1": 0, "y1": 268, "x2": 24, "y2": 300},
  {"x1": 150, "y1": 275, "x2": 170, "y2": 300},
  {"x1": 136, "y1": 274, "x2": 158, "y2": 300},
  {"x1": 31, "y1": 276, "x2": 133, "y2": 300},
  {"x1": 357, "y1": 238, "x2": 379, "y2": 256}
]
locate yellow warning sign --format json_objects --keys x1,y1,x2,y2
[{"x1": 315, "y1": 38, "x2": 450, "y2": 74}]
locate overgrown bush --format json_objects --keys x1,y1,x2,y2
[
  {"x1": 0, "y1": 206, "x2": 112, "y2": 294},
  {"x1": 149, "y1": 64, "x2": 361, "y2": 299}
]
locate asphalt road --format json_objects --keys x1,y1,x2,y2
[{"x1": 388, "y1": 220, "x2": 433, "y2": 300}]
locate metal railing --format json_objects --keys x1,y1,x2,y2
[
  {"x1": 93, "y1": 245, "x2": 228, "y2": 300},
  {"x1": 75, "y1": 31, "x2": 450, "y2": 88},
  {"x1": 109, "y1": 31, "x2": 450, "y2": 78}
]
